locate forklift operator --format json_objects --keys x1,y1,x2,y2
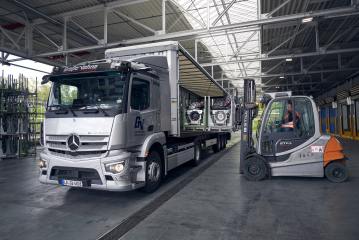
[{"x1": 281, "y1": 100, "x2": 300, "y2": 131}]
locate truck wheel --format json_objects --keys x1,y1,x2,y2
[
  {"x1": 142, "y1": 151, "x2": 163, "y2": 193},
  {"x1": 325, "y1": 161, "x2": 348, "y2": 183},
  {"x1": 220, "y1": 135, "x2": 225, "y2": 150},
  {"x1": 192, "y1": 142, "x2": 202, "y2": 166},
  {"x1": 218, "y1": 136, "x2": 223, "y2": 150},
  {"x1": 243, "y1": 156, "x2": 268, "y2": 181},
  {"x1": 212, "y1": 136, "x2": 220, "y2": 153},
  {"x1": 223, "y1": 136, "x2": 227, "y2": 149}
]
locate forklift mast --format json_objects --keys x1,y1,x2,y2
[{"x1": 239, "y1": 79, "x2": 257, "y2": 174}]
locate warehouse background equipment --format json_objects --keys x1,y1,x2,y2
[
  {"x1": 0, "y1": 71, "x2": 40, "y2": 159},
  {"x1": 317, "y1": 76, "x2": 359, "y2": 140}
]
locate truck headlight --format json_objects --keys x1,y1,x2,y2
[
  {"x1": 39, "y1": 159, "x2": 47, "y2": 169},
  {"x1": 105, "y1": 161, "x2": 125, "y2": 174}
]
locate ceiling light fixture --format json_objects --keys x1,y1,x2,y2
[
  {"x1": 302, "y1": 17, "x2": 313, "y2": 23},
  {"x1": 285, "y1": 58, "x2": 293, "y2": 62}
]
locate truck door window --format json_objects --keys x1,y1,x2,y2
[
  {"x1": 60, "y1": 85, "x2": 78, "y2": 105},
  {"x1": 131, "y1": 78, "x2": 150, "y2": 111}
]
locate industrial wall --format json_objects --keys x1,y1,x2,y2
[{"x1": 317, "y1": 75, "x2": 359, "y2": 140}]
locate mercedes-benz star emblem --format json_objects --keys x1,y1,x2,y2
[{"x1": 67, "y1": 134, "x2": 80, "y2": 151}]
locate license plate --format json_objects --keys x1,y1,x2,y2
[{"x1": 59, "y1": 179, "x2": 83, "y2": 187}]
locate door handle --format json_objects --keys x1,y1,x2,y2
[{"x1": 147, "y1": 125, "x2": 154, "y2": 132}]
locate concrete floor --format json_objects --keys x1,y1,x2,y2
[
  {"x1": 121, "y1": 138, "x2": 359, "y2": 240},
  {"x1": 0, "y1": 153, "x2": 210, "y2": 240},
  {"x1": 0, "y1": 137, "x2": 358, "y2": 240}
]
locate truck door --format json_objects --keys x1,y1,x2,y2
[{"x1": 126, "y1": 73, "x2": 156, "y2": 147}]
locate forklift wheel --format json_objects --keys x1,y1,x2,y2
[
  {"x1": 325, "y1": 161, "x2": 348, "y2": 183},
  {"x1": 244, "y1": 156, "x2": 268, "y2": 181}
]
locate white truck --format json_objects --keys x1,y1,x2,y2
[{"x1": 39, "y1": 41, "x2": 236, "y2": 192}]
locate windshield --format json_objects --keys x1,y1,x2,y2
[{"x1": 47, "y1": 72, "x2": 127, "y2": 112}]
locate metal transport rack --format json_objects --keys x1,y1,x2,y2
[{"x1": 0, "y1": 72, "x2": 39, "y2": 159}]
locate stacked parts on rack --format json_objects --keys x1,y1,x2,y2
[
  {"x1": 209, "y1": 96, "x2": 232, "y2": 126},
  {"x1": 0, "y1": 72, "x2": 38, "y2": 159},
  {"x1": 186, "y1": 101, "x2": 205, "y2": 126},
  {"x1": 183, "y1": 95, "x2": 239, "y2": 133}
]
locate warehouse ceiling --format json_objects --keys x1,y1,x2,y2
[
  {"x1": 261, "y1": 0, "x2": 359, "y2": 96},
  {"x1": 0, "y1": 0, "x2": 359, "y2": 97}
]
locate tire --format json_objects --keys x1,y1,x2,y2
[
  {"x1": 243, "y1": 156, "x2": 268, "y2": 181},
  {"x1": 212, "y1": 136, "x2": 220, "y2": 153},
  {"x1": 219, "y1": 135, "x2": 224, "y2": 150},
  {"x1": 142, "y1": 151, "x2": 163, "y2": 193},
  {"x1": 325, "y1": 161, "x2": 348, "y2": 183},
  {"x1": 192, "y1": 142, "x2": 202, "y2": 166},
  {"x1": 223, "y1": 136, "x2": 227, "y2": 149}
]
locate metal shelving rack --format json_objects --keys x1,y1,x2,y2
[{"x1": 0, "y1": 71, "x2": 38, "y2": 159}]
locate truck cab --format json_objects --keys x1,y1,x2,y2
[{"x1": 39, "y1": 61, "x2": 165, "y2": 191}]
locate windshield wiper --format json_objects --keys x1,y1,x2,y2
[
  {"x1": 83, "y1": 105, "x2": 109, "y2": 116},
  {"x1": 94, "y1": 105, "x2": 109, "y2": 116},
  {"x1": 48, "y1": 104, "x2": 77, "y2": 117},
  {"x1": 68, "y1": 107, "x2": 77, "y2": 117},
  {"x1": 48, "y1": 104, "x2": 68, "y2": 114}
]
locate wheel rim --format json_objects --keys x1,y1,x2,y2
[
  {"x1": 332, "y1": 167, "x2": 345, "y2": 179},
  {"x1": 148, "y1": 162, "x2": 161, "y2": 182},
  {"x1": 248, "y1": 163, "x2": 261, "y2": 175}
]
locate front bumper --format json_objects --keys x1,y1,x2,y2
[{"x1": 38, "y1": 150, "x2": 145, "y2": 191}]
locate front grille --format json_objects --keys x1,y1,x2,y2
[
  {"x1": 46, "y1": 134, "x2": 109, "y2": 157},
  {"x1": 48, "y1": 149, "x2": 106, "y2": 159},
  {"x1": 50, "y1": 166, "x2": 102, "y2": 185}
]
